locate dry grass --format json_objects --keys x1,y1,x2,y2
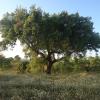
[{"x1": 0, "y1": 71, "x2": 100, "y2": 100}]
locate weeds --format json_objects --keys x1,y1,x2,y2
[{"x1": 0, "y1": 72, "x2": 100, "y2": 100}]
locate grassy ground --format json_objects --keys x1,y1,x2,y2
[{"x1": 0, "y1": 70, "x2": 100, "y2": 100}]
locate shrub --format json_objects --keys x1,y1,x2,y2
[
  {"x1": 52, "y1": 59, "x2": 74, "y2": 74},
  {"x1": 17, "y1": 60, "x2": 29, "y2": 73},
  {"x1": 27, "y1": 56, "x2": 45, "y2": 74},
  {"x1": 0, "y1": 55, "x2": 12, "y2": 70}
]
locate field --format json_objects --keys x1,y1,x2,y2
[{"x1": 0, "y1": 71, "x2": 100, "y2": 100}]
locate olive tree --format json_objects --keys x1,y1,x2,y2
[{"x1": 0, "y1": 6, "x2": 100, "y2": 74}]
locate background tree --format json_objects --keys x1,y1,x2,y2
[
  {"x1": 0, "y1": 54, "x2": 12, "y2": 69},
  {"x1": 0, "y1": 6, "x2": 100, "y2": 74}
]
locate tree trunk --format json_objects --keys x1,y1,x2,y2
[{"x1": 46, "y1": 61, "x2": 52, "y2": 74}]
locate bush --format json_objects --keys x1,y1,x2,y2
[
  {"x1": 17, "y1": 60, "x2": 29, "y2": 73},
  {"x1": 0, "y1": 55, "x2": 12, "y2": 70},
  {"x1": 52, "y1": 56, "x2": 100, "y2": 73},
  {"x1": 27, "y1": 56, "x2": 45, "y2": 74},
  {"x1": 73, "y1": 57, "x2": 100, "y2": 72},
  {"x1": 52, "y1": 59, "x2": 74, "y2": 74}
]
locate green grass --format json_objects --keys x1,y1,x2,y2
[{"x1": 0, "y1": 71, "x2": 100, "y2": 100}]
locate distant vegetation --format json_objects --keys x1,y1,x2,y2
[{"x1": 0, "y1": 54, "x2": 100, "y2": 74}]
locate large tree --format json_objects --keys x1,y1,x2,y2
[{"x1": 0, "y1": 6, "x2": 100, "y2": 74}]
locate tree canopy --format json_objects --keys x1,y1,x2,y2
[{"x1": 0, "y1": 6, "x2": 100, "y2": 74}]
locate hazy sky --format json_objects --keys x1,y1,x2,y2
[{"x1": 0, "y1": 0, "x2": 100, "y2": 58}]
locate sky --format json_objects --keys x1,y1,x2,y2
[{"x1": 0, "y1": 0, "x2": 100, "y2": 58}]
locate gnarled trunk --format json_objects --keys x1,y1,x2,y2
[{"x1": 46, "y1": 61, "x2": 53, "y2": 74}]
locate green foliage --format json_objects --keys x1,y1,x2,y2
[
  {"x1": 0, "y1": 54, "x2": 12, "y2": 70},
  {"x1": 51, "y1": 56, "x2": 100, "y2": 74},
  {"x1": 72, "y1": 57, "x2": 100, "y2": 72},
  {"x1": 11, "y1": 55, "x2": 21, "y2": 71},
  {"x1": 0, "y1": 5, "x2": 100, "y2": 74},
  {"x1": 17, "y1": 60, "x2": 29, "y2": 73},
  {"x1": 0, "y1": 7, "x2": 100, "y2": 53},
  {"x1": 86, "y1": 56, "x2": 100, "y2": 72},
  {"x1": 27, "y1": 54, "x2": 45, "y2": 74},
  {"x1": 10, "y1": 55, "x2": 29, "y2": 73},
  {"x1": 53, "y1": 60, "x2": 74, "y2": 73}
]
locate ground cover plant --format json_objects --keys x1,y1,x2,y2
[{"x1": 0, "y1": 71, "x2": 100, "y2": 100}]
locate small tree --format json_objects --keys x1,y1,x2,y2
[{"x1": 0, "y1": 6, "x2": 100, "y2": 74}]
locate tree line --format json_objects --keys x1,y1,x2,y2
[{"x1": 0, "y1": 54, "x2": 100, "y2": 74}]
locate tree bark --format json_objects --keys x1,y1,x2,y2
[{"x1": 46, "y1": 61, "x2": 52, "y2": 74}]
